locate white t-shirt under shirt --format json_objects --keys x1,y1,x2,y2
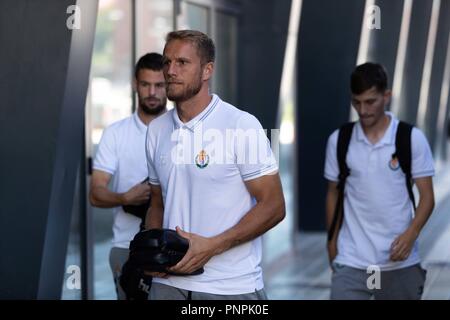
[
  {"x1": 324, "y1": 112, "x2": 435, "y2": 271},
  {"x1": 93, "y1": 112, "x2": 148, "y2": 249},
  {"x1": 145, "y1": 94, "x2": 278, "y2": 294}
]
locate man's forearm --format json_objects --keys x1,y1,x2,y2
[
  {"x1": 90, "y1": 186, "x2": 125, "y2": 208},
  {"x1": 213, "y1": 199, "x2": 285, "y2": 254},
  {"x1": 325, "y1": 189, "x2": 338, "y2": 232},
  {"x1": 145, "y1": 205, "x2": 164, "y2": 229},
  {"x1": 407, "y1": 193, "x2": 435, "y2": 237}
]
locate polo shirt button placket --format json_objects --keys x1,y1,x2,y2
[{"x1": 368, "y1": 148, "x2": 377, "y2": 174}]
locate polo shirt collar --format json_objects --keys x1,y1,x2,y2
[
  {"x1": 172, "y1": 94, "x2": 220, "y2": 132},
  {"x1": 355, "y1": 111, "x2": 397, "y2": 146},
  {"x1": 133, "y1": 111, "x2": 148, "y2": 134}
]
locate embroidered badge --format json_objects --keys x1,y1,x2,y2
[
  {"x1": 195, "y1": 150, "x2": 209, "y2": 169},
  {"x1": 389, "y1": 155, "x2": 400, "y2": 171}
]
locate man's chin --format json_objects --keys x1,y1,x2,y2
[{"x1": 141, "y1": 104, "x2": 166, "y2": 115}]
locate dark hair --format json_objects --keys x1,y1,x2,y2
[
  {"x1": 165, "y1": 30, "x2": 215, "y2": 65},
  {"x1": 134, "y1": 52, "x2": 164, "y2": 78},
  {"x1": 351, "y1": 62, "x2": 388, "y2": 94}
]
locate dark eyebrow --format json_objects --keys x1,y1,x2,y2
[{"x1": 176, "y1": 57, "x2": 191, "y2": 63}]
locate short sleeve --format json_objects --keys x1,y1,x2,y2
[
  {"x1": 235, "y1": 113, "x2": 278, "y2": 181},
  {"x1": 93, "y1": 126, "x2": 118, "y2": 175},
  {"x1": 145, "y1": 124, "x2": 160, "y2": 185},
  {"x1": 324, "y1": 130, "x2": 339, "y2": 182},
  {"x1": 411, "y1": 128, "x2": 435, "y2": 179}
]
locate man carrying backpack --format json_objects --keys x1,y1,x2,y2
[{"x1": 324, "y1": 62, "x2": 435, "y2": 300}]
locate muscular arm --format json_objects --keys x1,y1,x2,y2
[
  {"x1": 325, "y1": 181, "x2": 339, "y2": 264},
  {"x1": 325, "y1": 181, "x2": 339, "y2": 232},
  {"x1": 390, "y1": 176, "x2": 435, "y2": 261},
  {"x1": 168, "y1": 173, "x2": 285, "y2": 275},
  {"x1": 408, "y1": 176, "x2": 435, "y2": 237},
  {"x1": 144, "y1": 184, "x2": 164, "y2": 229},
  {"x1": 214, "y1": 173, "x2": 286, "y2": 251},
  {"x1": 89, "y1": 170, "x2": 150, "y2": 208}
]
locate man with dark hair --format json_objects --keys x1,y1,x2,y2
[
  {"x1": 89, "y1": 53, "x2": 167, "y2": 299},
  {"x1": 324, "y1": 62, "x2": 435, "y2": 299},
  {"x1": 144, "y1": 30, "x2": 285, "y2": 300}
]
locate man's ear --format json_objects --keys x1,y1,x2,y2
[
  {"x1": 132, "y1": 77, "x2": 137, "y2": 92},
  {"x1": 202, "y1": 62, "x2": 214, "y2": 81},
  {"x1": 383, "y1": 89, "x2": 392, "y2": 106}
]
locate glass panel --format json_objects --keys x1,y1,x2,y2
[
  {"x1": 214, "y1": 11, "x2": 238, "y2": 104},
  {"x1": 178, "y1": 2, "x2": 209, "y2": 34},
  {"x1": 88, "y1": 0, "x2": 133, "y2": 300},
  {"x1": 135, "y1": 0, "x2": 175, "y2": 110},
  {"x1": 136, "y1": 0, "x2": 173, "y2": 57},
  {"x1": 61, "y1": 166, "x2": 82, "y2": 300}
]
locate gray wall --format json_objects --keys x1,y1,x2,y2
[
  {"x1": 295, "y1": 0, "x2": 365, "y2": 231},
  {"x1": 396, "y1": 0, "x2": 433, "y2": 124},
  {"x1": 0, "y1": 0, "x2": 97, "y2": 299},
  {"x1": 423, "y1": 0, "x2": 450, "y2": 151},
  {"x1": 366, "y1": 0, "x2": 404, "y2": 110},
  {"x1": 237, "y1": 0, "x2": 292, "y2": 130}
]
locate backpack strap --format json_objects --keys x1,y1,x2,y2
[
  {"x1": 393, "y1": 121, "x2": 416, "y2": 211},
  {"x1": 327, "y1": 122, "x2": 355, "y2": 242}
]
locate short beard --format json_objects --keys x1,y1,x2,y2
[
  {"x1": 167, "y1": 73, "x2": 203, "y2": 103},
  {"x1": 140, "y1": 99, "x2": 167, "y2": 115}
]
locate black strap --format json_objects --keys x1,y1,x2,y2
[
  {"x1": 328, "y1": 122, "x2": 355, "y2": 242},
  {"x1": 394, "y1": 121, "x2": 416, "y2": 211}
]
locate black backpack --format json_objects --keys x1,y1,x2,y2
[{"x1": 327, "y1": 121, "x2": 416, "y2": 242}]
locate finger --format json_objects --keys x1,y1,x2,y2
[
  {"x1": 391, "y1": 238, "x2": 400, "y2": 250},
  {"x1": 390, "y1": 246, "x2": 401, "y2": 261},
  {"x1": 143, "y1": 271, "x2": 166, "y2": 277},
  {"x1": 176, "y1": 226, "x2": 191, "y2": 240},
  {"x1": 170, "y1": 250, "x2": 194, "y2": 272},
  {"x1": 391, "y1": 243, "x2": 406, "y2": 261},
  {"x1": 173, "y1": 258, "x2": 199, "y2": 274}
]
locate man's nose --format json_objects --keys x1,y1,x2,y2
[
  {"x1": 149, "y1": 85, "x2": 156, "y2": 96},
  {"x1": 166, "y1": 62, "x2": 177, "y2": 77},
  {"x1": 360, "y1": 103, "x2": 370, "y2": 114}
]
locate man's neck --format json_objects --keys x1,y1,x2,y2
[
  {"x1": 137, "y1": 108, "x2": 161, "y2": 126},
  {"x1": 176, "y1": 87, "x2": 212, "y2": 123},
  {"x1": 362, "y1": 113, "x2": 391, "y2": 145}
]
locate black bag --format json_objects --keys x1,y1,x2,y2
[
  {"x1": 119, "y1": 260, "x2": 152, "y2": 300},
  {"x1": 327, "y1": 121, "x2": 415, "y2": 242},
  {"x1": 128, "y1": 228, "x2": 204, "y2": 276},
  {"x1": 122, "y1": 178, "x2": 151, "y2": 222}
]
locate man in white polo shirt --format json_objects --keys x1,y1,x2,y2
[
  {"x1": 89, "y1": 53, "x2": 167, "y2": 299},
  {"x1": 144, "y1": 30, "x2": 286, "y2": 300},
  {"x1": 324, "y1": 63, "x2": 435, "y2": 299}
]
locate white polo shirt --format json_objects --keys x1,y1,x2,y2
[
  {"x1": 93, "y1": 112, "x2": 148, "y2": 249},
  {"x1": 324, "y1": 112, "x2": 434, "y2": 271},
  {"x1": 145, "y1": 94, "x2": 278, "y2": 294}
]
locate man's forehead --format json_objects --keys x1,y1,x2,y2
[
  {"x1": 137, "y1": 69, "x2": 165, "y2": 81},
  {"x1": 163, "y1": 40, "x2": 198, "y2": 58},
  {"x1": 352, "y1": 87, "x2": 382, "y2": 99}
]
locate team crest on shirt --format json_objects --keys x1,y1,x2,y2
[
  {"x1": 389, "y1": 155, "x2": 400, "y2": 171},
  {"x1": 195, "y1": 150, "x2": 209, "y2": 169}
]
